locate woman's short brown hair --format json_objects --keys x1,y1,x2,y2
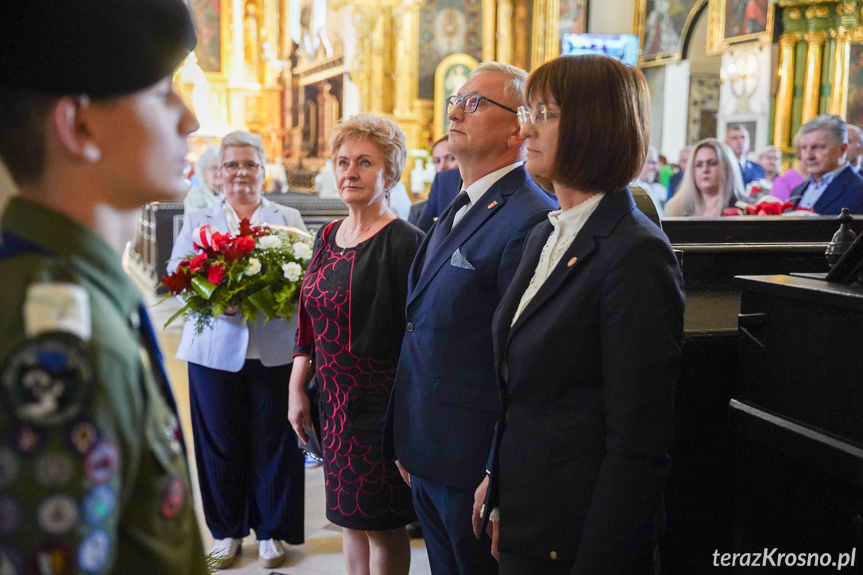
[
  {"x1": 525, "y1": 55, "x2": 650, "y2": 193},
  {"x1": 329, "y1": 113, "x2": 407, "y2": 189}
]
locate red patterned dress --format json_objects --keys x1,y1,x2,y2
[{"x1": 298, "y1": 219, "x2": 419, "y2": 530}]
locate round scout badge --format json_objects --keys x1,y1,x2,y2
[{"x1": 1, "y1": 333, "x2": 94, "y2": 428}]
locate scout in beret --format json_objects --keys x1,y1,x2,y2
[{"x1": 0, "y1": 1, "x2": 209, "y2": 573}]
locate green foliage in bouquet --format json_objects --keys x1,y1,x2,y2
[{"x1": 160, "y1": 219, "x2": 313, "y2": 333}]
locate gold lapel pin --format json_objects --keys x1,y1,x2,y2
[
  {"x1": 487, "y1": 201, "x2": 498, "y2": 209},
  {"x1": 567, "y1": 257, "x2": 578, "y2": 267}
]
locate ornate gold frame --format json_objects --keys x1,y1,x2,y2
[
  {"x1": 634, "y1": 0, "x2": 706, "y2": 67},
  {"x1": 707, "y1": 0, "x2": 775, "y2": 55},
  {"x1": 433, "y1": 53, "x2": 480, "y2": 140}
]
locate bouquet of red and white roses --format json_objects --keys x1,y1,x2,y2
[{"x1": 161, "y1": 218, "x2": 313, "y2": 333}]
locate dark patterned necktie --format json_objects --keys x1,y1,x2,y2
[{"x1": 423, "y1": 191, "x2": 471, "y2": 273}]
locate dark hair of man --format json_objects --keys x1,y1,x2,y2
[
  {"x1": 0, "y1": 86, "x2": 58, "y2": 185},
  {"x1": 727, "y1": 124, "x2": 749, "y2": 137},
  {"x1": 432, "y1": 135, "x2": 449, "y2": 149},
  {"x1": 525, "y1": 55, "x2": 649, "y2": 193}
]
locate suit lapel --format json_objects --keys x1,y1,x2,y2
[
  {"x1": 493, "y1": 222, "x2": 551, "y2": 371},
  {"x1": 205, "y1": 201, "x2": 230, "y2": 231},
  {"x1": 507, "y1": 189, "x2": 635, "y2": 340},
  {"x1": 259, "y1": 197, "x2": 287, "y2": 225},
  {"x1": 815, "y1": 167, "x2": 852, "y2": 213},
  {"x1": 408, "y1": 167, "x2": 527, "y2": 305}
]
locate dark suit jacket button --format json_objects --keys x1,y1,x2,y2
[
  {"x1": 406, "y1": 322, "x2": 415, "y2": 332},
  {"x1": 550, "y1": 551, "x2": 558, "y2": 560}
]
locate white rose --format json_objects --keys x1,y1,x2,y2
[
  {"x1": 293, "y1": 242, "x2": 313, "y2": 261},
  {"x1": 246, "y1": 257, "x2": 262, "y2": 276},
  {"x1": 259, "y1": 235, "x2": 282, "y2": 249},
  {"x1": 282, "y1": 262, "x2": 302, "y2": 282}
]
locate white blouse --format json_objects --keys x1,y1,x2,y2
[{"x1": 512, "y1": 193, "x2": 605, "y2": 325}]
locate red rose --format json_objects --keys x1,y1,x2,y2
[
  {"x1": 189, "y1": 252, "x2": 209, "y2": 272},
  {"x1": 239, "y1": 218, "x2": 254, "y2": 237},
  {"x1": 210, "y1": 232, "x2": 231, "y2": 253},
  {"x1": 235, "y1": 236, "x2": 255, "y2": 254},
  {"x1": 162, "y1": 266, "x2": 193, "y2": 294},
  {"x1": 207, "y1": 263, "x2": 226, "y2": 285}
]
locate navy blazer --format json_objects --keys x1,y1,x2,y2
[
  {"x1": 488, "y1": 189, "x2": 685, "y2": 570},
  {"x1": 384, "y1": 165, "x2": 556, "y2": 490},
  {"x1": 789, "y1": 164, "x2": 863, "y2": 214},
  {"x1": 413, "y1": 167, "x2": 461, "y2": 232},
  {"x1": 740, "y1": 159, "x2": 765, "y2": 186}
]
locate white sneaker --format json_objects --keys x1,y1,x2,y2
[
  {"x1": 258, "y1": 539, "x2": 286, "y2": 568},
  {"x1": 209, "y1": 537, "x2": 242, "y2": 570}
]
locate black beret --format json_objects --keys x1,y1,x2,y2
[{"x1": 0, "y1": 0, "x2": 197, "y2": 97}]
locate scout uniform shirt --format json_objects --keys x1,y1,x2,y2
[{"x1": 0, "y1": 197, "x2": 207, "y2": 575}]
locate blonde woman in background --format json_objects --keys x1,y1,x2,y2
[{"x1": 664, "y1": 138, "x2": 744, "y2": 217}]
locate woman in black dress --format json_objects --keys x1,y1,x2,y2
[{"x1": 289, "y1": 113, "x2": 423, "y2": 575}]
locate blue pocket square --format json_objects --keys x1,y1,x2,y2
[{"x1": 450, "y1": 248, "x2": 475, "y2": 270}]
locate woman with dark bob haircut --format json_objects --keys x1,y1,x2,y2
[{"x1": 473, "y1": 54, "x2": 686, "y2": 574}]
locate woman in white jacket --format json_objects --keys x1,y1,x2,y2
[{"x1": 169, "y1": 131, "x2": 308, "y2": 569}]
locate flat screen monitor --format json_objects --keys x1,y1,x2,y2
[{"x1": 561, "y1": 33, "x2": 640, "y2": 66}]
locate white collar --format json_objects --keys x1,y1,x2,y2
[{"x1": 460, "y1": 162, "x2": 524, "y2": 205}]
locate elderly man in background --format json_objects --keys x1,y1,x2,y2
[
  {"x1": 667, "y1": 146, "x2": 692, "y2": 198},
  {"x1": 184, "y1": 145, "x2": 222, "y2": 213},
  {"x1": 384, "y1": 62, "x2": 556, "y2": 575},
  {"x1": 789, "y1": 113, "x2": 863, "y2": 214},
  {"x1": 632, "y1": 146, "x2": 667, "y2": 217},
  {"x1": 726, "y1": 124, "x2": 764, "y2": 185}
]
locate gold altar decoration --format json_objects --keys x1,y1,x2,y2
[
  {"x1": 634, "y1": 0, "x2": 705, "y2": 67},
  {"x1": 179, "y1": 0, "x2": 289, "y2": 161},
  {"x1": 434, "y1": 54, "x2": 480, "y2": 140},
  {"x1": 770, "y1": 0, "x2": 863, "y2": 151},
  {"x1": 707, "y1": 0, "x2": 776, "y2": 54}
]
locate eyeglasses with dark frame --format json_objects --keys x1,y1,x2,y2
[
  {"x1": 221, "y1": 161, "x2": 263, "y2": 174},
  {"x1": 517, "y1": 104, "x2": 561, "y2": 128},
  {"x1": 445, "y1": 93, "x2": 518, "y2": 116}
]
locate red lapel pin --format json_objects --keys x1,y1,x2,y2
[
  {"x1": 487, "y1": 201, "x2": 498, "y2": 209},
  {"x1": 567, "y1": 257, "x2": 578, "y2": 267}
]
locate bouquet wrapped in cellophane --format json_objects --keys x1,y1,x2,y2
[{"x1": 161, "y1": 218, "x2": 313, "y2": 333}]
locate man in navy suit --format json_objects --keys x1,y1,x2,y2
[
  {"x1": 384, "y1": 62, "x2": 556, "y2": 575},
  {"x1": 412, "y1": 167, "x2": 461, "y2": 231},
  {"x1": 789, "y1": 113, "x2": 863, "y2": 214},
  {"x1": 726, "y1": 124, "x2": 764, "y2": 185}
]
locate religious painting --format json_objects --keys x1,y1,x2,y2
[
  {"x1": 189, "y1": 0, "x2": 222, "y2": 73},
  {"x1": 419, "y1": 0, "x2": 483, "y2": 100},
  {"x1": 434, "y1": 54, "x2": 478, "y2": 139},
  {"x1": 559, "y1": 0, "x2": 588, "y2": 39},
  {"x1": 707, "y1": 0, "x2": 774, "y2": 54},
  {"x1": 846, "y1": 45, "x2": 863, "y2": 127},
  {"x1": 635, "y1": 0, "x2": 701, "y2": 65}
]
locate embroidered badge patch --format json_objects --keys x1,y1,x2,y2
[
  {"x1": 78, "y1": 530, "x2": 110, "y2": 573},
  {"x1": 35, "y1": 453, "x2": 73, "y2": 487},
  {"x1": 82, "y1": 486, "x2": 115, "y2": 526},
  {"x1": 30, "y1": 541, "x2": 74, "y2": 575},
  {"x1": 11, "y1": 425, "x2": 44, "y2": 456},
  {"x1": 24, "y1": 282, "x2": 92, "y2": 342},
  {"x1": 0, "y1": 545, "x2": 24, "y2": 575},
  {"x1": 160, "y1": 477, "x2": 185, "y2": 519},
  {"x1": 37, "y1": 495, "x2": 78, "y2": 536},
  {"x1": 83, "y1": 441, "x2": 118, "y2": 485},
  {"x1": 68, "y1": 420, "x2": 100, "y2": 456},
  {"x1": 1, "y1": 334, "x2": 94, "y2": 427}
]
